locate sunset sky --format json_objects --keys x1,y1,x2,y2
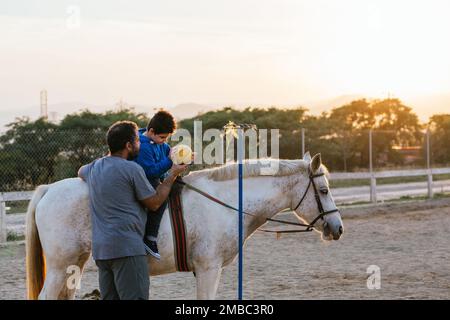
[{"x1": 1, "y1": 0, "x2": 450, "y2": 126}]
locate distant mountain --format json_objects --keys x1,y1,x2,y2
[{"x1": 0, "y1": 101, "x2": 93, "y2": 132}]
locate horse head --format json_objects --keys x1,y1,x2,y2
[{"x1": 292, "y1": 152, "x2": 344, "y2": 241}]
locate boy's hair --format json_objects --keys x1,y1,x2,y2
[
  {"x1": 147, "y1": 110, "x2": 177, "y2": 134},
  {"x1": 106, "y1": 121, "x2": 139, "y2": 153}
]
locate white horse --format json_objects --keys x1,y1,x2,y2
[{"x1": 26, "y1": 153, "x2": 344, "y2": 300}]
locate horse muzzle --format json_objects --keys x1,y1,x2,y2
[
  {"x1": 323, "y1": 222, "x2": 344, "y2": 240},
  {"x1": 332, "y1": 225, "x2": 344, "y2": 240}
]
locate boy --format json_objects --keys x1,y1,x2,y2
[{"x1": 134, "y1": 110, "x2": 176, "y2": 259}]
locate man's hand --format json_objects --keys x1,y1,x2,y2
[{"x1": 169, "y1": 163, "x2": 189, "y2": 177}]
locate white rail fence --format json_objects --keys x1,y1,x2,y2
[
  {"x1": 0, "y1": 191, "x2": 33, "y2": 244},
  {"x1": 330, "y1": 167, "x2": 450, "y2": 202},
  {"x1": 1, "y1": 167, "x2": 450, "y2": 245}
]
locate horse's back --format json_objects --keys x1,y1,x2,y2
[
  {"x1": 37, "y1": 178, "x2": 89, "y2": 223},
  {"x1": 36, "y1": 178, "x2": 92, "y2": 258}
]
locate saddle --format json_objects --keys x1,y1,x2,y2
[{"x1": 168, "y1": 177, "x2": 191, "y2": 272}]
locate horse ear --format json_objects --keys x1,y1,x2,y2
[
  {"x1": 303, "y1": 151, "x2": 312, "y2": 162},
  {"x1": 310, "y1": 153, "x2": 322, "y2": 173}
]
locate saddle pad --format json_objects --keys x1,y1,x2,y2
[{"x1": 168, "y1": 179, "x2": 190, "y2": 272}]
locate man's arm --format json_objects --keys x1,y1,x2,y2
[{"x1": 139, "y1": 164, "x2": 187, "y2": 211}]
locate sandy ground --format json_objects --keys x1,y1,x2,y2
[{"x1": 1, "y1": 200, "x2": 449, "y2": 300}]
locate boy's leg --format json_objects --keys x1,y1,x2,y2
[
  {"x1": 145, "y1": 199, "x2": 168, "y2": 240},
  {"x1": 145, "y1": 178, "x2": 166, "y2": 240},
  {"x1": 95, "y1": 259, "x2": 120, "y2": 300},
  {"x1": 143, "y1": 200, "x2": 168, "y2": 259},
  {"x1": 111, "y1": 255, "x2": 150, "y2": 300},
  {"x1": 144, "y1": 177, "x2": 181, "y2": 258}
]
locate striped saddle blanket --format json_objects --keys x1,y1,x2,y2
[{"x1": 168, "y1": 179, "x2": 190, "y2": 272}]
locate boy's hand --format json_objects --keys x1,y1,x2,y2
[{"x1": 169, "y1": 163, "x2": 189, "y2": 177}]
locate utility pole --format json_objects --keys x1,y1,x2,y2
[{"x1": 40, "y1": 90, "x2": 48, "y2": 120}]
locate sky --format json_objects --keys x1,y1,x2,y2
[{"x1": 1, "y1": 0, "x2": 450, "y2": 127}]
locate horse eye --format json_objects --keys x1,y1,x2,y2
[{"x1": 320, "y1": 188, "x2": 329, "y2": 195}]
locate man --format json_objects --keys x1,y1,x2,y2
[
  {"x1": 134, "y1": 110, "x2": 177, "y2": 259},
  {"x1": 78, "y1": 120, "x2": 187, "y2": 300}
]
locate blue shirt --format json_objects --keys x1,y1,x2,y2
[
  {"x1": 134, "y1": 128, "x2": 172, "y2": 187},
  {"x1": 79, "y1": 156, "x2": 155, "y2": 260}
]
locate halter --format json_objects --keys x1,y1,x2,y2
[{"x1": 175, "y1": 169, "x2": 339, "y2": 234}]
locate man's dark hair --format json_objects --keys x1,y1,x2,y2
[
  {"x1": 146, "y1": 110, "x2": 177, "y2": 134},
  {"x1": 106, "y1": 121, "x2": 139, "y2": 153}
]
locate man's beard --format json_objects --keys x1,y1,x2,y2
[{"x1": 127, "y1": 147, "x2": 139, "y2": 160}]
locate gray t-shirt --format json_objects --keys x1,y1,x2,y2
[{"x1": 79, "y1": 156, "x2": 155, "y2": 260}]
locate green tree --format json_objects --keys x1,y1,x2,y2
[
  {"x1": 310, "y1": 99, "x2": 422, "y2": 171},
  {"x1": 429, "y1": 114, "x2": 450, "y2": 165},
  {"x1": 0, "y1": 117, "x2": 59, "y2": 191},
  {"x1": 178, "y1": 106, "x2": 308, "y2": 160},
  {"x1": 0, "y1": 108, "x2": 151, "y2": 191},
  {"x1": 57, "y1": 108, "x2": 150, "y2": 177}
]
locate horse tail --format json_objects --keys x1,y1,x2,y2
[{"x1": 26, "y1": 184, "x2": 49, "y2": 300}]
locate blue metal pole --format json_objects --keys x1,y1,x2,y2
[{"x1": 237, "y1": 128, "x2": 244, "y2": 300}]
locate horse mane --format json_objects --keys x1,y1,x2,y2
[{"x1": 186, "y1": 158, "x2": 316, "y2": 182}]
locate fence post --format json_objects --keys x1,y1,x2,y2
[
  {"x1": 427, "y1": 173, "x2": 433, "y2": 199},
  {"x1": 0, "y1": 198, "x2": 6, "y2": 244},
  {"x1": 425, "y1": 128, "x2": 433, "y2": 199},
  {"x1": 301, "y1": 128, "x2": 305, "y2": 156},
  {"x1": 369, "y1": 129, "x2": 377, "y2": 203},
  {"x1": 370, "y1": 177, "x2": 377, "y2": 203}
]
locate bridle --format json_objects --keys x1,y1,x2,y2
[
  {"x1": 288, "y1": 170, "x2": 340, "y2": 232},
  {"x1": 175, "y1": 169, "x2": 340, "y2": 234}
]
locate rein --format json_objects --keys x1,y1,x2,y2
[{"x1": 175, "y1": 171, "x2": 339, "y2": 235}]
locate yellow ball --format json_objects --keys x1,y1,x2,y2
[{"x1": 170, "y1": 144, "x2": 193, "y2": 165}]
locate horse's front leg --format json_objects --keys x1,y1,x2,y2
[{"x1": 195, "y1": 266, "x2": 223, "y2": 300}]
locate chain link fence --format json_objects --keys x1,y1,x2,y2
[
  {"x1": 0, "y1": 130, "x2": 108, "y2": 192},
  {"x1": 1, "y1": 128, "x2": 450, "y2": 192}
]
